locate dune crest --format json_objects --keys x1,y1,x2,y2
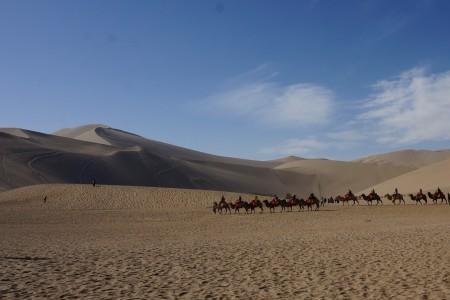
[
  {"x1": 1, "y1": 124, "x2": 450, "y2": 197},
  {"x1": 360, "y1": 158, "x2": 450, "y2": 195},
  {"x1": 355, "y1": 149, "x2": 450, "y2": 168}
]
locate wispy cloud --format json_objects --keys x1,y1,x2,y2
[
  {"x1": 260, "y1": 138, "x2": 327, "y2": 157},
  {"x1": 259, "y1": 66, "x2": 450, "y2": 158},
  {"x1": 204, "y1": 66, "x2": 334, "y2": 128},
  {"x1": 203, "y1": 65, "x2": 450, "y2": 159},
  {"x1": 359, "y1": 67, "x2": 450, "y2": 144}
]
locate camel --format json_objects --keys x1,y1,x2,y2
[
  {"x1": 408, "y1": 193, "x2": 427, "y2": 205},
  {"x1": 340, "y1": 192, "x2": 359, "y2": 206},
  {"x1": 359, "y1": 193, "x2": 373, "y2": 205},
  {"x1": 427, "y1": 192, "x2": 438, "y2": 204},
  {"x1": 278, "y1": 199, "x2": 289, "y2": 213},
  {"x1": 304, "y1": 194, "x2": 320, "y2": 211},
  {"x1": 360, "y1": 193, "x2": 382, "y2": 205},
  {"x1": 248, "y1": 199, "x2": 264, "y2": 213},
  {"x1": 273, "y1": 198, "x2": 298, "y2": 212},
  {"x1": 334, "y1": 195, "x2": 345, "y2": 205},
  {"x1": 334, "y1": 196, "x2": 340, "y2": 204},
  {"x1": 427, "y1": 191, "x2": 447, "y2": 204},
  {"x1": 229, "y1": 200, "x2": 248, "y2": 214},
  {"x1": 370, "y1": 191, "x2": 382, "y2": 205},
  {"x1": 213, "y1": 201, "x2": 231, "y2": 214},
  {"x1": 384, "y1": 193, "x2": 405, "y2": 205},
  {"x1": 285, "y1": 196, "x2": 302, "y2": 212},
  {"x1": 263, "y1": 199, "x2": 278, "y2": 213}
]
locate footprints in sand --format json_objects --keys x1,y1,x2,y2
[{"x1": 1, "y1": 206, "x2": 450, "y2": 299}]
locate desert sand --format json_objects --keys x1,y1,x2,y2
[
  {"x1": 354, "y1": 149, "x2": 450, "y2": 168},
  {"x1": 360, "y1": 158, "x2": 450, "y2": 196},
  {"x1": 1, "y1": 184, "x2": 450, "y2": 299},
  {"x1": 274, "y1": 159, "x2": 412, "y2": 196}
]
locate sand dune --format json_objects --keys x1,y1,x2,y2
[
  {"x1": 0, "y1": 126, "x2": 351, "y2": 195},
  {"x1": 0, "y1": 184, "x2": 261, "y2": 210},
  {"x1": 355, "y1": 149, "x2": 450, "y2": 168},
  {"x1": 54, "y1": 124, "x2": 112, "y2": 146},
  {"x1": 1, "y1": 184, "x2": 449, "y2": 299},
  {"x1": 360, "y1": 157, "x2": 450, "y2": 195},
  {"x1": 0, "y1": 128, "x2": 30, "y2": 139},
  {"x1": 0, "y1": 126, "x2": 311, "y2": 195},
  {"x1": 275, "y1": 159, "x2": 412, "y2": 197},
  {"x1": 55, "y1": 125, "x2": 281, "y2": 168},
  {"x1": 2, "y1": 124, "x2": 450, "y2": 199}
]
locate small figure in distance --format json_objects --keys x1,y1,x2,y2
[
  {"x1": 92, "y1": 178, "x2": 96, "y2": 187},
  {"x1": 220, "y1": 195, "x2": 226, "y2": 206}
]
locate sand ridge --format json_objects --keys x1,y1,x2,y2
[
  {"x1": 360, "y1": 157, "x2": 450, "y2": 195},
  {"x1": 354, "y1": 149, "x2": 450, "y2": 168},
  {"x1": 1, "y1": 125, "x2": 421, "y2": 197}
]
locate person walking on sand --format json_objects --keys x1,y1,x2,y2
[{"x1": 92, "y1": 178, "x2": 96, "y2": 187}]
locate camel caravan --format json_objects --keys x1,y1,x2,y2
[{"x1": 212, "y1": 187, "x2": 450, "y2": 214}]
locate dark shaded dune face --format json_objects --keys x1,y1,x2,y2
[
  {"x1": 3, "y1": 125, "x2": 447, "y2": 196},
  {"x1": 177, "y1": 159, "x2": 317, "y2": 195},
  {"x1": 94, "y1": 127, "x2": 141, "y2": 148},
  {"x1": 93, "y1": 127, "x2": 275, "y2": 168},
  {"x1": 1, "y1": 128, "x2": 312, "y2": 194}
]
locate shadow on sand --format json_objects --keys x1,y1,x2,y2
[{"x1": 1, "y1": 256, "x2": 50, "y2": 261}]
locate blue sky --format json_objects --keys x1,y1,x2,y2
[{"x1": 2, "y1": 0, "x2": 450, "y2": 160}]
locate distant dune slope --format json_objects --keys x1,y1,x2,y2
[
  {"x1": 0, "y1": 126, "x2": 314, "y2": 195},
  {"x1": 275, "y1": 159, "x2": 412, "y2": 197},
  {"x1": 354, "y1": 149, "x2": 450, "y2": 168},
  {"x1": 359, "y1": 158, "x2": 450, "y2": 195},
  {"x1": 55, "y1": 125, "x2": 281, "y2": 169},
  {"x1": 54, "y1": 124, "x2": 112, "y2": 145},
  {"x1": 1, "y1": 124, "x2": 448, "y2": 196}
]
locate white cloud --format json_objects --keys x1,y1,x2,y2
[
  {"x1": 206, "y1": 70, "x2": 333, "y2": 128},
  {"x1": 260, "y1": 138, "x2": 326, "y2": 157},
  {"x1": 359, "y1": 67, "x2": 450, "y2": 144},
  {"x1": 207, "y1": 65, "x2": 450, "y2": 159},
  {"x1": 327, "y1": 129, "x2": 366, "y2": 143}
]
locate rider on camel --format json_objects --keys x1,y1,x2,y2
[
  {"x1": 437, "y1": 187, "x2": 443, "y2": 195},
  {"x1": 394, "y1": 188, "x2": 399, "y2": 196},
  {"x1": 220, "y1": 195, "x2": 226, "y2": 205},
  {"x1": 418, "y1": 188, "x2": 424, "y2": 196},
  {"x1": 252, "y1": 195, "x2": 259, "y2": 205},
  {"x1": 271, "y1": 194, "x2": 279, "y2": 205}
]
